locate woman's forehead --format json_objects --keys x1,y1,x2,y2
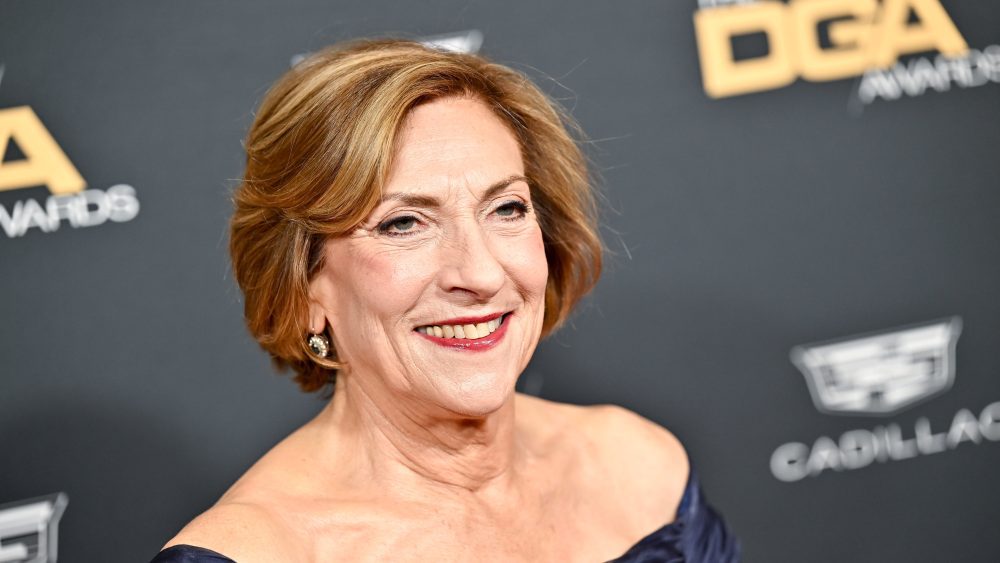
[{"x1": 383, "y1": 98, "x2": 525, "y2": 200}]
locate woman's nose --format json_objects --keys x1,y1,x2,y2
[{"x1": 438, "y1": 223, "x2": 506, "y2": 300}]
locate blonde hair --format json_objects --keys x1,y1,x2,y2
[{"x1": 230, "y1": 39, "x2": 602, "y2": 393}]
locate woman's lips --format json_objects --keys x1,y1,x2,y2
[{"x1": 414, "y1": 313, "x2": 511, "y2": 351}]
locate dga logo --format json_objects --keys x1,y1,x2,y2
[
  {"x1": 770, "y1": 316, "x2": 1000, "y2": 482},
  {"x1": 693, "y1": 0, "x2": 1000, "y2": 104},
  {"x1": 0, "y1": 106, "x2": 86, "y2": 196},
  {"x1": 0, "y1": 101, "x2": 140, "y2": 239},
  {"x1": 290, "y1": 30, "x2": 484, "y2": 66},
  {"x1": 791, "y1": 317, "x2": 961, "y2": 415},
  {"x1": 0, "y1": 493, "x2": 67, "y2": 563}
]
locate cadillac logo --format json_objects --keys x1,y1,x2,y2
[
  {"x1": 770, "y1": 316, "x2": 998, "y2": 482},
  {"x1": 0, "y1": 493, "x2": 67, "y2": 563},
  {"x1": 791, "y1": 317, "x2": 962, "y2": 416}
]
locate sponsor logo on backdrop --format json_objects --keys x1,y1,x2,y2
[
  {"x1": 693, "y1": 0, "x2": 1000, "y2": 105},
  {"x1": 792, "y1": 317, "x2": 961, "y2": 415},
  {"x1": 0, "y1": 493, "x2": 67, "y2": 563},
  {"x1": 770, "y1": 317, "x2": 1000, "y2": 482},
  {"x1": 418, "y1": 30, "x2": 484, "y2": 54},
  {"x1": 0, "y1": 95, "x2": 140, "y2": 239},
  {"x1": 290, "y1": 30, "x2": 484, "y2": 67}
]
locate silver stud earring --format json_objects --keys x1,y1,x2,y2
[{"x1": 307, "y1": 333, "x2": 330, "y2": 358}]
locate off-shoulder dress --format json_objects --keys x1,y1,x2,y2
[{"x1": 152, "y1": 472, "x2": 739, "y2": 562}]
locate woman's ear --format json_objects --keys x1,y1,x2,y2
[
  {"x1": 307, "y1": 277, "x2": 332, "y2": 334},
  {"x1": 308, "y1": 303, "x2": 327, "y2": 334}
]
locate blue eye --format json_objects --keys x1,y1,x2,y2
[
  {"x1": 495, "y1": 201, "x2": 529, "y2": 219},
  {"x1": 377, "y1": 215, "x2": 418, "y2": 235}
]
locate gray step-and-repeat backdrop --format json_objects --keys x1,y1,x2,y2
[{"x1": 2, "y1": 1, "x2": 998, "y2": 561}]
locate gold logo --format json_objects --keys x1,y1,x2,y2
[
  {"x1": 694, "y1": 0, "x2": 969, "y2": 98},
  {"x1": 0, "y1": 106, "x2": 86, "y2": 194}
]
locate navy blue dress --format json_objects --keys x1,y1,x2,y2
[
  {"x1": 607, "y1": 473, "x2": 739, "y2": 562},
  {"x1": 152, "y1": 473, "x2": 739, "y2": 562}
]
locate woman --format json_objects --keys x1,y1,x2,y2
[{"x1": 155, "y1": 39, "x2": 738, "y2": 562}]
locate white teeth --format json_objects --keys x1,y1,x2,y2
[{"x1": 417, "y1": 316, "x2": 505, "y2": 340}]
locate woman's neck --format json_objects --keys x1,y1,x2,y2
[{"x1": 317, "y1": 371, "x2": 528, "y2": 501}]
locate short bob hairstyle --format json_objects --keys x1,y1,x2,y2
[{"x1": 230, "y1": 39, "x2": 602, "y2": 393}]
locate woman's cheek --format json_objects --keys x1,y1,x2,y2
[
  {"x1": 343, "y1": 246, "x2": 424, "y2": 322},
  {"x1": 503, "y1": 225, "x2": 548, "y2": 300},
  {"x1": 528, "y1": 226, "x2": 549, "y2": 290}
]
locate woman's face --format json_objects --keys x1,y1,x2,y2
[{"x1": 309, "y1": 96, "x2": 549, "y2": 416}]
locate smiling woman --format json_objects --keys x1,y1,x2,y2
[
  {"x1": 229, "y1": 40, "x2": 600, "y2": 396},
  {"x1": 306, "y1": 97, "x2": 550, "y2": 418},
  {"x1": 153, "y1": 39, "x2": 739, "y2": 562}
]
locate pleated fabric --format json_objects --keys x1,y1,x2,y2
[{"x1": 608, "y1": 472, "x2": 741, "y2": 562}]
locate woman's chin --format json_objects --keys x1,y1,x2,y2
[{"x1": 437, "y1": 372, "x2": 516, "y2": 417}]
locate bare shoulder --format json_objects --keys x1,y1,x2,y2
[
  {"x1": 583, "y1": 404, "x2": 688, "y2": 473},
  {"x1": 162, "y1": 499, "x2": 305, "y2": 562},
  {"x1": 559, "y1": 400, "x2": 690, "y2": 527},
  {"x1": 589, "y1": 404, "x2": 689, "y2": 529},
  {"x1": 516, "y1": 395, "x2": 687, "y2": 469},
  {"x1": 160, "y1": 422, "x2": 334, "y2": 561}
]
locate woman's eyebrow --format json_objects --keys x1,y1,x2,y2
[
  {"x1": 379, "y1": 174, "x2": 529, "y2": 208},
  {"x1": 480, "y1": 174, "x2": 529, "y2": 202},
  {"x1": 379, "y1": 193, "x2": 441, "y2": 208}
]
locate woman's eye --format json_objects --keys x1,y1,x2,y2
[
  {"x1": 494, "y1": 201, "x2": 528, "y2": 220},
  {"x1": 377, "y1": 215, "x2": 418, "y2": 235}
]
